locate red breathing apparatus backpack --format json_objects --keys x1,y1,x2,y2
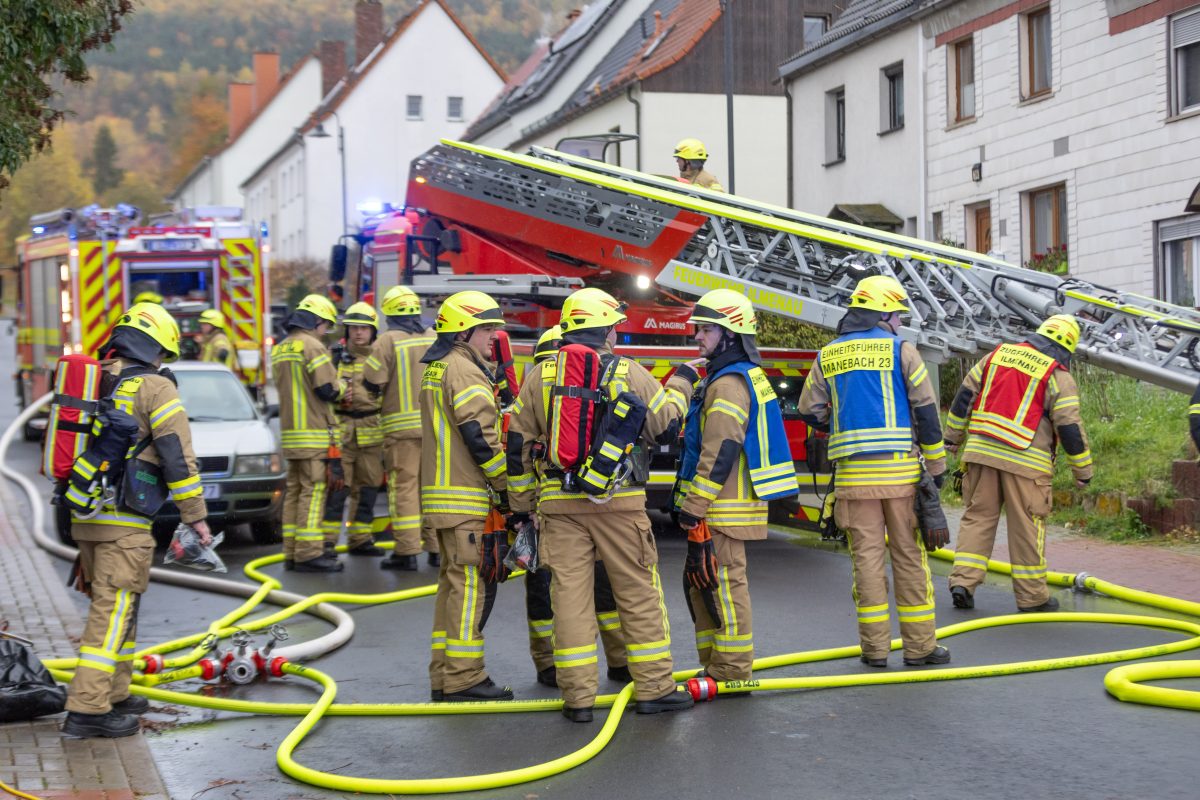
[{"x1": 42, "y1": 354, "x2": 104, "y2": 482}]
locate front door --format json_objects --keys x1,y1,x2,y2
[{"x1": 974, "y1": 205, "x2": 992, "y2": 254}]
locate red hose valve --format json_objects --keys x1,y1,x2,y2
[
  {"x1": 141, "y1": 654, "x2": 164, "y2": 674},
  {"x1": 268, "y1": 656, "x2": 289, "y2": 678},
  {"x1": 198, "y1": 658, "x2": 223, "y2": 681},
  {"x1": 686, "y1": 675, "x2": 719, "y2": 702}
]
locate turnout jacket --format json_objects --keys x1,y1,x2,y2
[
  {"x1": 271, "y1": 329, "x2": 344, "y2": 459},
  {"x1": 336, "y1": 342, "x2": 383, "y2": 450},
  {"x1": 669, "y1": 362, "x2": 799, "y2": 535},
  {"x1": 945, "y1": 343, "x2": 1093, "y2": 482},
  {"x1": 680, "y1": 167, "x2": 724, "y2": 192},
  {"x1": 199, "y1": 328, "x2": 237, "y2": 372},
  {"x1": 797, "y1": 325, "x2": 946, "y2": 500},
  {"x1": 364, "y1": 327, "x2": 435, "y2": 440},
  {"x1": 72, "y1": 358, "x2": 207, "y2": 541},
  {"x1": 419, "y1": 342, "x2": 507, "y2": 529},
  {"x1": 507, "y1": 344, "x2": 686, "y2": 516}
]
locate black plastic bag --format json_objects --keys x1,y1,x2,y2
[{"x1": 0, "y1": 638, "x2": 67, "y2": 722}]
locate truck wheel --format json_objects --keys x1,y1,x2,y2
[{"x1": 251, "y1": 518, "x2": 283, "y2": 545}]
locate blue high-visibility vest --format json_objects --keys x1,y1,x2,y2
[{"x1": 820, "y1": 327, "x2": 912, "y2": 460}]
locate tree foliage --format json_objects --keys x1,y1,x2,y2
[
  {"x1": 0, "y1": 0, "x2": 135, "y2": 191},
  {"x1": 756, "y1": 314, "x2": 833, "y2": 350},
  {"x1": 270, "y1": 257, "x2": 328, "y2": 305},
  {"x1": 89, "y1": 124, "x2": 123, "y2": 195},
  {"x1": 1, "y1": 138, "x2": 92, "y2": 243}
]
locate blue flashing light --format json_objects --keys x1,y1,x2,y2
[
  {"x1": 356, "y1": 198, "x2": 387, "y2": 216},
  {"x1": 31, "y1": 225, "x2": 45, "y2": 235},
  {"x1": 260, "y1": 221, "x2": 269, "y2": 238}
]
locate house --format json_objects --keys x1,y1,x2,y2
[{"x1": 241, "y1": 0, "x2": 505, "y2": 262}]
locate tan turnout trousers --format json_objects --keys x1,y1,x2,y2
[
  {"x1": 950, "y1": 464, "x2": 1053, "y2": 608},
  {"x1": 428, "y1": 519, "x2": 490, "y2": 694},
  {"x1": 836, "y1": 496, "x2": 936, "y2": 661},
  {"x1": 526, "y1": 562, "x2": 627, "y2": 673},
  {"x1": 283, "y1": 458, "x2": 328, "y2": 562},
  {"x1": 685, "y1": 530, "x2": 753, "y2": 680},
  {"x1": 66, "y1": 534, "x2": 154, "y2": 714},
  {"x1": 540, "y1": 510, "x2": 674, "y2": 708},
  {"x1": 386, "y1": 438, "x2": 435, "y2": 556},
  {"x1": 323, "y1": 443, "x2": 384, "y2": 549}
]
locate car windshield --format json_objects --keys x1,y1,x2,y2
[{"x1": 175, "y1": 369, "x2": 257, "y2": 422}]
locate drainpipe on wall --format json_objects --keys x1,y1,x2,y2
[
  {"x1": 626, "y1": 85, "x2": 642, "y2": 170},
  {"x1": 916, "y1": 23, "x2": 927, "y2": 240},
  {"x1": 783, "y1": 80, "x2": 794, "y2": 209}
]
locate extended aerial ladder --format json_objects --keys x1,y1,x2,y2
[{"x1": 413, "y1": 139, "x2": 1200, "y2": 394}]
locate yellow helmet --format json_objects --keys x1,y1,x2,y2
[
  {"x1": 133, "y1": 290, "x2": 164, "y2": 305},
  {"x1": 198, "y1": 309, "x2": 227, "y2": 329},
  {"x1": 381, "y1": 285, "x2": 422, "y2": 317},
  {"x1": 534, "y1": 324, "x2": 563, "y2": 362},
  {"x1": 116, "y1": 302, "x2": 181, "y2": 362},
  {"x1": 296, "y1": 293, "x2": 338, "y2": 325},
  {"x1": 1036, "y1": 314, "x2": 1080, "y2": 353},
  {"x1": 343, "y1": 301, "x2": 380, "y2": 331},
  {"x1": 689, "y1": 289, "x2": 757, "y2": 335},
  {"x1": 434, "y1": 291, "x2": 505, "y2": 333},
  {"x1": 848, "y1": 275, "x2": 909, "y2": 313},
  {"x1": 560, "y1": 288, "x2": 627, "y2": 333},
  {"x1": 673, "y1": 138, "x2": 708, "y2": 161}
]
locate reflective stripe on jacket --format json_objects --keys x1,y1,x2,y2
[{"x1": 271, "y1": 330, "x2": 342, "y2": 458}]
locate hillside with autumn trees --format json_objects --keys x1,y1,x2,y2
[{"x1": 0, "y1": 0, "x2": 572, "y2": 242}]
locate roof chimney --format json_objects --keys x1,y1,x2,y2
[
  {"x1": 653, "y1": 10, "x2": 663, "y2": 38},
  {"x1": 355, "y1": 0, "x2": 385, "y2": 66},
  {"x1": 227, "y1": 82, "x2": 254, "y2": 140},
  {"x1": 318, "y1": 39, "x2": 347, "y2": 98},
  {"x1": 252, "y1": 52, "x2": 281, "y2": 109}
]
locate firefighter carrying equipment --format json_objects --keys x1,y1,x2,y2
[
  {"x1": 43, "y1": 354, "x2": 103, "y2": 483},
  {"x1": 1036, "y1": 314, "x2": 1081, "y2": 353},
  {"x1": 966, "y1": 342, "x2": 1062, "y2": 451},
  {"x1": 673, "y1": 138, "x2": 708, "y2": 161},
  {"x1": 534, "y1": 325, "x2": 563, "y2": 362},
  {"x1": 381, "y1": 285, "x2": 422, "y2": 317},
  {"x1": 559, "y1": 287, "x2": 627, "y2": 333},
  {"x1": 847, "y1": 275, "x2": 910, "y2": 314},
  {"x1": 111, "y1": 302, "x2": 182, "y2": 363}
]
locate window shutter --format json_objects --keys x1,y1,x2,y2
[
  {"x1": 1160, "y1": 216, "x2": 1200, "y2": 242},
  {"x1": 1174, "y1": 10, "x2": 1200, "y2": 49}
]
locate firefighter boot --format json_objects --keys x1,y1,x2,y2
[
  {"x1": 380, "y1": 554, "x2": 418, "y2": 571},
  {"x1": 441, "y1": 677, "x2": 514, "y2": 702},
  {"x1": 951, "y1": 585, "x2": 974, "y2": 609},
  {"x1": 62, "y1": 710, "x2": 140, "y2": 738},
  {"x1": 635, "y1": 687, "x2": 695, "y2": 715},
  {"x1": 562, "y1": 705, "x2": 594, "y2": 723},
  {"x1": 860, "y1": 654, "x2": 888, "y2": 668},
  {"x1": 537, "y1": 667, "x2": 558, "y2": 687},
  {"x1": 111, "y1": 695, "x2": 150, "y2": 715},
  {"x1": 1018, "y1": 596, "x2": 1060, "y2": 613},
  {"x1": 428, "y1": 552, "x2": 441, "y2": 568},
  {"x1": 348, "y1": 542, "x2": 386, "y2": 556},
  {"x1": 607, "y1": 666, "x2": 633, "y2": 683},
  {"x1": 904, "y1": 646, "x2": 951, "y2": 666},
  {"x1": 295, "y1": 554, "x2": 345, "y2": 573}
]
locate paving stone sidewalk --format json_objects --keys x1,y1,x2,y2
[{"x1": 0, "y1": 481, "x2": 168, "y2": 800}]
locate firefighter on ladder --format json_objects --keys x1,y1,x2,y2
[
  {"x1": 507, "y1": 287, "x2": 693, "y2": 722},
  {"x1": 945, "y1": 314, "x2": 1092, "y2": 612},
  {"x1": 420, "y1": 291, "x2": 513, "y2": 702},
  {"x1": 667, "y1": 289, "x2": 799, "y2": 683},
  {"x1": 271, "y1": 294, "x2": 348, "y2": 573},
  {"x1": 516, "y1": 324, "x2": 632, "y2": 689},
  {"x1": 673, "y1": 138, "x2": 724, "y2": 192},
  {"x1": 197, "y1": 309, "x2": 238, "y2": 373},
  {"x1": 60, "y1": 302, "x2": 211, "y2": 738},
  {"x1": 797, "y1": 276, "x2": 951, "y2": 668},
  {"x1": 320, "y1": 302, "x2": 388, "y2": 558},
  {"x1": 364, "y1": 286, "x2": 439, "y2": 571}
]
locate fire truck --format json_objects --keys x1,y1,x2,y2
[{"x1": 14, "y1": 204, "x2": 270, "y2": 437}]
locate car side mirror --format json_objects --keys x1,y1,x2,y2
[
  {"x1": 264, "y1": 403, "x2": 280, "y2": 420},
  {"x1": 329, "y1": 244, "x2": 348, "y2": 282}
]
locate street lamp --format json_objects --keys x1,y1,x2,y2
[
  {"x1": 308, "y1": 110, "x2": 348, "y2": 235},
  {"x1": 719, "y1": 0, "x2": 736, "y2": 194}
]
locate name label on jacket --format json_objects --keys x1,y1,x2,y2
[{"x1": 821, "y1": 340, "x2": 893, "y2": 376}]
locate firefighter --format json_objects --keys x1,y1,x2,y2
[
  {"x1": 132, "y1": 290, "x2": 164, "y2": 305},
  {"x1": 271, "y1": 294, "x2": 347, "y2": 573},
  {"x1": 796, "y1": 275, "x2": 951, "y2": 668},
  {"x1": 1189, "y1": 382, "x2": 1200, "y2": 454},
  {"x1": 197, "y1": 309, "x2": 238, "y2": 372},
  {"x1": 420, "y1": 291, "x2": 512, "y2": 702},
  {"x1": 517, "y1": 325, "x2": 632, "y2": 689},
  {"x1": 61, "y1": 302, "x2": 211, "y2": 738},
  {"x1": 507, "y1": 287, "x2": 693, "y2": 723},
  {"x1": 364, "y1": 286, "x2": 438, "y2": 571},
  {"x1": 320, "y1": 302, "x2": 387, "y2": 557},
  {"x1": 673, "y1": 138, "x2": 724, "y2": 192},
  {"x1": 667, "y1": 289, "x2": 799, "y2": 682},
  {"x1": 945, "y1": 314, "x2": 1092, "y2": 612}
]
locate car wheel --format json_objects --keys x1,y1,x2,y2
[
  {"x1": 250, "y1": 518, "x2": 283, "y2": 545},
  {"x1": 55, "y1": 503, "x2": 74, "y2": 546}
]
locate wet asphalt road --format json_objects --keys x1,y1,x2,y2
[{"x1": 3, "y1": 424, "x2": 1199, "y2": 799}]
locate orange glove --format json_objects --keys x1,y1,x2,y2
[{"x1": 684, "y1": 519, "x2": 719, "y2": 590}]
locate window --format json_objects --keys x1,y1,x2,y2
[
  {"x1": 406, "y1": 95, "x2": 423, "y2": 120},
  {"x1": 1027, "y1": 183, "x2": 1066, "y2": 258},
  {"x1": 447, "y1": 96, "x2": 464, "y2": 121},
  {"x1": 1160, "y1": 216, "x2": 1200, "y2": 306},
  {"x1": 825, "y1": 87, "x2": 845, "y2": 164},
  {"x1": 1172, "y1": 9, "x2": 1200, "y2": 114},
  {"x1": 1021, "y1": 7, "x2": 1052, "y2": 99},
  {"x1": 880, "y1": 62, "x2": 904, "y2": 132},
  {"x1": 932, "y1": 211, "x2": 944, "y2": 242},
  {"x1": 804, "y1": 14, "x2": 829, "y2": 46},
  {"x1": 953, "y1": 38, "x2": 975, "y2": 122}
]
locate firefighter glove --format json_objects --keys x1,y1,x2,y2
[
  {"x1": 933, "y1": 471, "x2": 945, "y2": 490},
  {"x1": 327, "y1": 458, "x2": 345, "y2": 492},
  {"x1": 506, "y1": 511, "x2": 532, "y2": 535},
  {"x1": 480, "y1": 532, "x2": 511, "y2": 584},
  {"x1": 684, "y1": 520, "x2": 720, "y2": 590},
  {"x1": 493, "y1": 488, "x2": 510, "y2": 514}
]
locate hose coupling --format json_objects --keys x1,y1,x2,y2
[
  {"x1": 267, "y1": 656, "x2": 289, "y2": 678},
  {"x1": 225, "y1": 652, "x2": 258, "y2": 685},
  {"x1": 198, "y1": 658, "x2": 224, "y2": 681},
  {"x1": 686, "y1": 675, "x2": 719, "y2": 702},
  {"x1": 1073, "y1": 572, "x2": 1093, "y2": 593},
  {"x1": 141, "y1": 654, "x2": 164, "y2": 674}
]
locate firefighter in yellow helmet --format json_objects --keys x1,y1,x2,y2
[
  {"x1": 320, "y1": 302, "x2": 388, "y2": 558},
  {"x1": 197, "y1": 309, "x2": 238, "y2": 373},
  {"x1": 797, "y1": 275, "x2": 950, "y2": 667},
  {"x1": 364, "y1": 286, "x2": 438, "y2": 570},
  {"x1": 673, "y1": 138, "x2": 724, "y2": 192},
  {"x1": 421, "y1": 291, "x2": 512, "y2": 701},
  {"x1": 271, "y1": 294, "x2": 347, "y2": 573},
  {"x1": 666, "y1": 289, "x2": 798, "y2": 683},
  {"x1": 507, "y1": 287, "x2": 693, "y2": 722},
  {"x1": 60, "y1": 302, "x2": 210, "y2": 737},
  {"x1": 945, "y1": 314, "x2": 1091, "y2": 612},
  {"x1": 519, "y1": 324, "x2": 633, "y2": 690},
  {"x1": 132, "y1": 290, "x2": 164, "y2": 305}
]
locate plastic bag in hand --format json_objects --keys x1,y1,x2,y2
[
  {"x1": 503, "y1": 518, "x2": 539, "y2": 573},
  {"x1": 163, "y1": 525, "x2": 227, "y2": 573}
]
